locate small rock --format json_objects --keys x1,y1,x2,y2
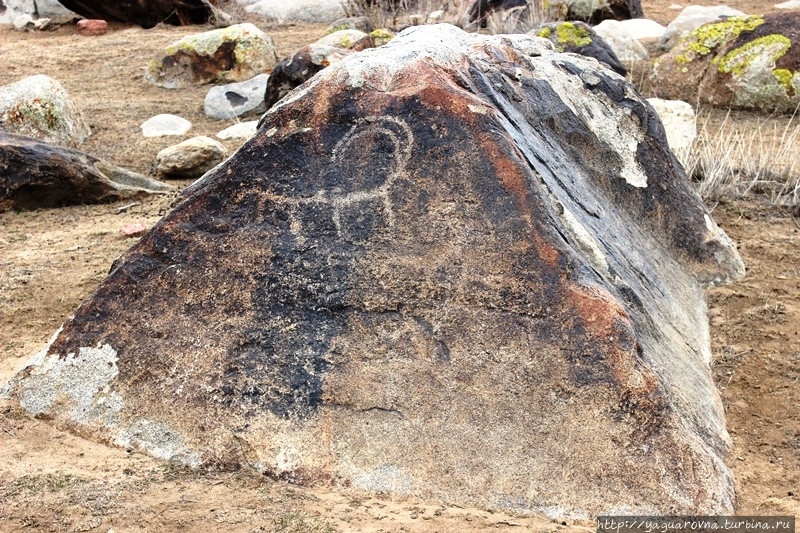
[
  {"x1": 216, "y1": 121, "x2": 258, "y2": 140},
  {"x1": 140, "y1": 114, "x2": 191, "y2": 137},
  {"x1": 244, "y1": 0, "x2": 345, "y2": 23},
  {"x1": 204, "y1": 74, "x2": 269, "y2": 120},
  {"x1": 13, "y1": 14, "x2": 34, "y2": 30},
  {"x1": 315, "y1": 29, "x2": 368, "y2": 49},
  {"x1": 775, "y1": 0, "x2": 800, "y2": 8},
  {"x1": 324, "y1": 16, "x2": 373, "y2": 35},
  {"x1": 120, "y1": 223, "x2": 148, "y2": 238},
  {"x1": 427, "y1": 9, "x2": 445, "y2": 23},
  {"x1": 0, "y1": 74, "x2": 91, "y2": 147},
  {"x1": 615, "y1": 19, "x2": 665, "y2": 41},
  {"x1": 33, "y1": 17, "x2": 51, "y2": 29},
  {"x1": 669, "y1": 3, "x2": 683, "y2": 9},
  {"x1": 155, "y1": 136, "x2": 227, "y2": 179},
  {"x1": 593, "y1": 20, "x2": 649, "y2": 61},
  {"x1": 647, "y1": 98, "x2": 696, "y2": 163},
  {"x1": 76, "y1": 19, "x2": 108, "y2": 36}
]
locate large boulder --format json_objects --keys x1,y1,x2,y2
[
  {"x1": 651, "y1": 13, "x2": 800, "y2": 113},
  {"x1": 2, "y1": 25, "x2": 744, "y2": 517},
  {"x1": 244, "y1": 0, "x2": 345, "y2": 23},
  {"x1": 0, "y1": 75, "x2": 90, "y2": 148},
  {"x1": 660, "y1": 5, "x2": 747, "y2": 51},
  {"x1": 0, "y1": 133, "x2": 172, "y2": 211},
  {"x1": 531, "y1": 21, "x2": 628, "y2": 75},
  {"x1": 146, "y1": 23, "x2": 278, "y2": 89},
  {"x1": 54, "y1": 0, "x2": 228, "y2": 27}
]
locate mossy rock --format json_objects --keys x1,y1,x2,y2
[
  {"x1": 652, "y1": 12, "x2": 800, "y2": 112},
  {"x1": 315, "y1": 29, "x2": 368, "y2": 50},
  {"x1": 532, "y1": 22, "x2": 626, "y2": 75},
  {"x1": 145, "y1": 23, "x2": 279, "y2": 89},
  {"x1": 324, "y1": 16, "x2": 373, "y2": 35},
  {"x1": 0, "y1": 75, "x2": 90, "y2": 148}
]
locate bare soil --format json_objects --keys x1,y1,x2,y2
[{"x1": 1, "y1": 1, "x2": 799, "y2": 530}]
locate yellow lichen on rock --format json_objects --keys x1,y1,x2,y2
[
  {"x1": 369, "y1": 29, "x2": 394, "y2": 47},
  {"x1": 555, "y1": 22, "x2": 592, "y2": 48},
  {"x1": 715, "y1": 34, "x2": 791, "y2": 76},
  {"x1": 676, "y1": 15, "x2": 764, "y2": 64}
]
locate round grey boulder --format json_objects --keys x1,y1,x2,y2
[{"x1": 204, "y1": 74, "x2": 269, "y2": 120}]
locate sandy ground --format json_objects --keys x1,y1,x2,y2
[{"x1": 1, "y1": 0, "x2": 799, "y2": 530}]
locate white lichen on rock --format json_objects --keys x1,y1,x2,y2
[{"x1": 14, "y1": 339, "x2": 122, "y2": 426}]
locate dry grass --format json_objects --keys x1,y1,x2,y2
[
  {"x1": 340, "y1": 0, "x2": 458, "y2": 28},
  {"x1": 684, "y1": 108, "x2": 800, "y2": 208}
]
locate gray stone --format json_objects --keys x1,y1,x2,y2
[
  {"x1": 647, "y1": 98, "x2": 697, "y2": 164},
  {"x1": 660, "y1": 5, "x2": 746, "y2": 51},
  {"x1": 244, "y1": 0, "x2": 345, "y2": 23},
  {"x1": 0, "y1": 75, "x2": 90, "y2": 147},
  {"x1": 140, "y1": 114, "x2": 191, "y2": 137},
  {"x1": 775, "y1": 0, "x2": 800, "y2": 8},
  {"x1": 204, "y1": 74, "x2": 269, "y2": 120},
  {"x1": 314, "y1": 29, "x2": 368, "y2": 49},
  {"x1": 12, "y1": 13, "x2": 34, "y2": 29},
  {"x1": 615, "y1": 18, "x2": 665, "y2": 41},
  {"x1": 593, "y1": 19, "x2": 649, "y2": 61},
  {"x1": 324, "y1": 16, "x2": 373, "y2": 35},
  {"x1": 216, "y1": 121, "x2": 258, "y2": 140},
  {"x1": 651, "y1": 12, "x2": 800, "y2": 113},
  {"x1": 155, "y1": 136, "x2": 228, "y2": 179},
  {"x1": 0, "y1": 0, "x2": 36, "y2": 23},
  {"x1": 33, "y1": 0, "x2": 77, "y2": 22}
]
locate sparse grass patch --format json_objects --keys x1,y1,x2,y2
[
  {"x1": 685, "y1": 107, "x2": 800, "y2": 207},
  {"x1": 271, "y1": 509, "x2": 338, "y2": 533},
  {"x1": 3, "y1": 473, "x2": 88, "y2": 498},
  {"x1": 484, "y1": 2, "x2": 550, "y2": 34}
]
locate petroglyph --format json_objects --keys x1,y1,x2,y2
[{"x1": 277, "y1": 116, "x2": 413, "y2": 243}]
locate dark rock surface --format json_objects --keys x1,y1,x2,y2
[
  {"x1": 467, "y1": 0, "x2": 528, "y2": 25},
  {"x1": 57, "y1": 0, "x2": 227, "y2": 28},
  {"x1": 3, "y1": 25, "x2": 744, "y2": 517},
  {"x1": 263, "y1": 44, "x2": 352, "y2": 110},
  {"x1": 0, "y1": 133, "x2": 172, "y2": 211},
  {"x1": 582, "y1": 0, "x2": 644, "y2": 24}
]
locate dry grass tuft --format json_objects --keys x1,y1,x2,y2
[{"x1": 684, "y1": 107, "x2": 800, "y2": 208}]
